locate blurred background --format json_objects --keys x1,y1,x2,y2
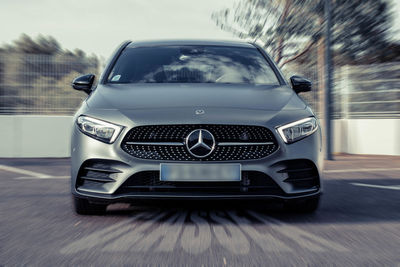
[
  {"x1": 0, "y1": 0, "x2": 399, "y2": 157},
  {"x1": 1, "y1": 1, "x2": 400, "y2": 266}
]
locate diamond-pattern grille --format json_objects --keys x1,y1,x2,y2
[{"x1": 121, "y1": 125, "x2": 278, "y2": 161}]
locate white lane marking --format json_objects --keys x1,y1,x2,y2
[
  {"x1": 14, "y1": 176, "x2": 69, "y2": 180},
  {"x1": 248, "y1": 211, "x2": 349, "y2": 252},
  {"x1": 351, "y1": 183, "x2": 400, "y2": 190},
  {"x1": 324, "y1": 168, "x2": 400, "y2": 173},
  {"x1": 0, "y1": 164, "x2": 51, "y2": 178},
  {"x1": 210, "y1": 211, "x2": 250, "y2": 255},
  {"x1": 181, "y1": 211, "x2": 212, "y2": 255}
]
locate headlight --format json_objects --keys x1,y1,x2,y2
[
  {"x1": 276, "y1": 117, "x2": 318, "y2": 144},
  {"x1": 76, "y1": 116, "x2": 123, "y2": 143}
]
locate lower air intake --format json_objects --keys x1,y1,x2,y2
[{"x1": 116, "y1": 171, "x2": 284, "y2": 195}]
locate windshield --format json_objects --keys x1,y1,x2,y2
[{"x1": 107, "y1": 46, "x2": 280, "y2": 85}]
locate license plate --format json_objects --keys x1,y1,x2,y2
[{"x1": 160, "y1": 163, "x2": 241, "y2": 182}]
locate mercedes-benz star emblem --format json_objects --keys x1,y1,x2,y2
[{"x1": 185, "y1": 129, "x2": 215, "y2": 158}]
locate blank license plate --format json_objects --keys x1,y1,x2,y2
[{"x1": 160, "y1": 164, "x2": 241, "y2": 182}]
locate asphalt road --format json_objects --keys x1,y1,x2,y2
[{"x1": 0, "y1": 155, "x2": 399, "y2": 266}]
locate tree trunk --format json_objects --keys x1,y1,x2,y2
[{"x1": 274, "y1": 0, "x2": 291, "y2": 64}]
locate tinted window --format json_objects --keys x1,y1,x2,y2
[{"x1": 107, "y1": 46, "x2": 280, "y2": 85}]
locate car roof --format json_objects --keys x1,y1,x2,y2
[{"x1": 126, "y1": 39, "x2": 255, "y2": 48}]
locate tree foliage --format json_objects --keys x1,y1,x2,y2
[
  {"x1": 0, "y1": 34, "x2": 99, "y2": 79},
  {"x1": 0, "y1": 34, "x2": 99, "y2": 114},
  {"x1": 5, "y1": 34, "x2": 62, "y2": 55},
  {"x1": 0, "y1": 34, "x2": 98, "y2": 64},
  {"x1": 212, "y1": 0, "x2": 393, "y2": 67}
]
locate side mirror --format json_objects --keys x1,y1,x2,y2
[
  {"x1": 72, "y1": 74, "x2": 95, "y2": 94},
  {"x1": 290, "y1": 75, "x2": 311, "y2": 94}
]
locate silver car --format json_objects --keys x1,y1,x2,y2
[{"x1": 70, "y1": 40, "x2": 322, "y2": 215}]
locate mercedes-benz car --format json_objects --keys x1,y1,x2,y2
[{"x1": 70, "y1": 39, "x2": 322, "y2": 215}]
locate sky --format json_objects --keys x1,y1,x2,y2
[
  {"x1": 389, "y1": 0, "x2": 400, "y2": 40},
  {"x1": 0, "y1": 0, "x2": 399, "y2": 58},
  {"x1": 0, "y1": 0, "x2": 237, "y2": 58}
]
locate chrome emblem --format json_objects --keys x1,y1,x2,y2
[
  {"x1": 185, "y1": 129, "x2": 215, "y2": 158},
  {"x1": 195, "y1": 109, "x2": 205, "y2": 115}
]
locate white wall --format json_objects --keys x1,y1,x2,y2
[
  {"x1": 0, "y1": 115, "x2": 73, "y2": 157},
  {"x1": 0, "y1": 116, "x2": 399, "y2": 157},
  {"x1": 333, "y1": 119, "x2": 400, "y2": 156}
]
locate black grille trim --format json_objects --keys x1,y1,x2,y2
[
  {"x1": 116, "y1": 171, "x2": 284, "y2": 195},
  {"x1": 77, "y1": 161, "x2": 119, "y2": 187},
  {"x1": 121, "y1": 125, "x2": 278, "y2": 161},
  {"x1": 276, "y1": 160, "x2": 320, "y2": 190}
]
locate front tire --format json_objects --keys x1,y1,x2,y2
[
  {"x1": 73, "y1": 196, "x2": 107, "y2": 215},
  {"x1": 283, "y1": 196, "x2": 320, "y2": 213}
]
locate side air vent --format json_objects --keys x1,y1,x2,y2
[
  {"x1": 275, "y1": 160, "x2": 320, "y2": 190},
  {"x1": 76, "y1": 161, "x2": 122, "y2": 187}
]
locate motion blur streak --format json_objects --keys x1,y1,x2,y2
[
  {"x1": 247, "y1": 211, "x2": 348, "y2": 252},
  {"x1": 210, "y1": 211, "x2": 250, "y2": 254},
  {"x1": 227, "y1": 211, "x2": 291, "y2": 253},
  {"x1": 60, "y1": 211, "x2": 165, "y2": 254},
  {"x1": 1, "y1": 156, "x2": 399, "y2": 265},
  {"x1": 60, "y1": 210, "x2": 349, "y2": 255},
  {"x1": 131, "y1": 211, "x2": 187, "y2": 252},
  {"x1": 180, "y1": 212, "x2": 212, "y2": 254}
]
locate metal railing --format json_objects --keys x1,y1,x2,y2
[
  {"x1": 0, "y1": 52, "x2": 399, "y2": 118},
  {"x1": 338, "y1": 64, "x2": 400, "y2": 119},
  {"x1": 286, "y1": 62, "x2": 400, "y2": 119},
  {"x1": 0, "y1": 53, "x2": 99, "y2": 114}
]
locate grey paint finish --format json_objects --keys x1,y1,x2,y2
[
  {"x1": 71, "y1": 39, "x2": 322, "y2": 203},
  {"x1": 87, "y1": 84, "x2": 305, "y2": 111}
]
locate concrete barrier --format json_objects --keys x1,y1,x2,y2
[
  {"x1": 0, "y1": 116, "x2": 399, "y2": 157},
  {"x1": 333, "y1": 119, "x2": 400, "y2": 156},
  {"x1": 0, "y1": 115, "x2": 73, "y2": 157}
]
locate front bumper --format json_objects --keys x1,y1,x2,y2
[
  {"x1": 73, "y1": 190, "x2": 322, "y2": 204},
  {"x1": 71, "y1": 122, "x2": 323, "y2": 203}
]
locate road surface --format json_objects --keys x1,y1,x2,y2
[{"x1": 0, "y1": 155, "x2": 399, "y2": 266}]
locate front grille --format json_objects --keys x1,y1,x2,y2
[
  {"x1": 116, "y1": 171, "x2": 284, "y2": 195},
  {"x1": 121, "y1": 125, "x2": 278, "y2": 161}
]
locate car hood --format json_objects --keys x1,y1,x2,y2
[{"x1": 87, "y1": 83, "x2": 306, "y2": 111}]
